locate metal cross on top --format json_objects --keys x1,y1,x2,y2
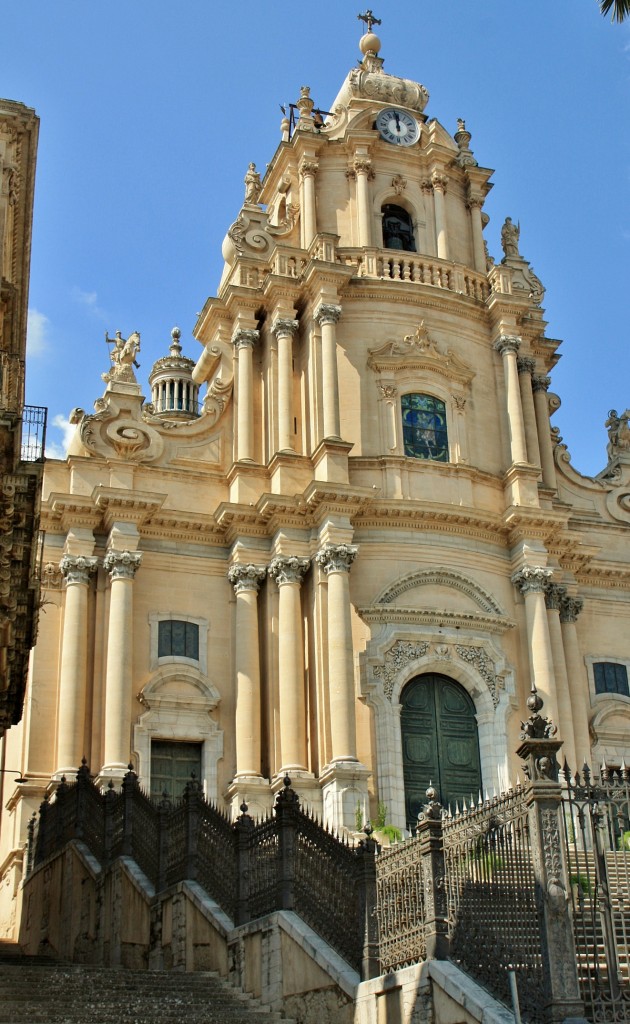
[{"x1": 358, "y1": 9, "x2": 381, "y2": 32}]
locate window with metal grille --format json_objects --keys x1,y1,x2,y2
[
  {"x1": 594, "y1": 662, "x2": 629, "y2": 697},
  {"x1": 401, "y1": 393, "x2": 448, "y2": 462},
  {"x1": 157, "y1": 619, "x2": 199, "y2": 661}
]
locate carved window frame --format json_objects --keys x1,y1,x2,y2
[
  {"x1": 586, "y1": 656, "x2": 630, "y2": 705},
  {"x1": 149, "y1": 612, "x2": 209, "y2": 675}
]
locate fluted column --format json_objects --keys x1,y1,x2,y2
[
  {"x1": 560, "y1": 596, "x2": 590, "y2": 767},
  {"x1": 315, "y1": 544, "x2": 358, "y2": 763},
  {"x1": 299, "y1": 158, "x2": 318, "y2": 248},
  {"x1": 272, "y1": 317, "x2": 299, "y2": 453},
  {"x1": 545, "y1": 583, "x2": 577, "y2": 770},
  {"x1": 102, "y1": 550, "x2": 142, "y2": 775},
  {"x1": 467, "y1": 193, "x2": 486, "y2": 273},
  {"x1": 232, "y1": 327, "x2": 259, "y2": 462},
  {"x1": 532, "y1": 375, "x2": 558, "y2": 490},
  {"x1": 314, "y1": 303, "x2": 342, "y2": 441},
  {"x1": 512, "y1": 566, "x2": 559, "y2": 727},
  {"x1": 517, "y1": 357, "x2": 542, "y2": 471},
  {"x1": 431, "y1": 173, "x2": 449, "y2": 260},
  {"x1": 494, "y1": 335, "x2": 528, "y2": 465},
  {"x1": 55, "y1": 555, "x2": 98, "y2": 776},
  {"x1": 227, "y1": 564, "x2": 266, "y2": 778},
  {"x1": 268, "y1": 556, "x2": 310, "y2": 774},
  {"x1": 353, "y1": 156, "x2": 373, "y2": 248}
]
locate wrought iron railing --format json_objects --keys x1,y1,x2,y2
[
  {"x1": 20, "y1": 405, "x2": 47, "y2": 462},
  {"x1": 376, "y1": 835, "x2": 426, "y2": 972}
]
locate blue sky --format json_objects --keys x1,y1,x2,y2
[{"x1": 4, "y1": 2, "x2": 629, "y2": 473}]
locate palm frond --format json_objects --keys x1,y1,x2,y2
[{"x1": 600, "y1": 0, "x2": 630, "y2": 22}]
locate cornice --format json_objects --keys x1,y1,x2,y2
[
  {"x1": 44, "y1": 494, "x2": 102, "y2": 532},
  {"x1": 93, "y1": 487, "x2": 166, "y2": 529},
  {"x1": 353, "y1": 500, "x2": 509, "y2": 545},
  {"x1": 357, "y1": 606, "x2": 515, "y2": 634},
  {"x1": 338, "y1": 281, "x2": 490, "y2": 324}
]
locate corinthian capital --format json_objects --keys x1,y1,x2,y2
[
  {"x1": 560, "y1": 595, "x2": 583, "y2": 624},
  {"x1": 271, "y1": 317, "x2": 299, "y2": 340},
  {"x1": 268, "y1": 555, "x2": 310, "y2": 586},
  {"x1": 60, "y1": 555, "x2": 98, "y2": 586},
  {"x1": 517, "y1": 356, "x2": 536, "y2": 376},
  {"x1": 227, "y1": 563, "x2": 267, "y2": 594},
  {"x1": 532, "y1": 374, "x2": 552, "y2": 394},
  {"x1": 315, "y1": 544, "x2": 358, "y2": 575},
  {"x1": 511, "y1": 566, "x2": 552, "y2": 595},
  {"x1": 544, "y1": 583, "x2": 567, "y2": 611},
  {"x1": 299, "y1": 158, "x2": 319, "y2": 180},
  {"x1": 494, "y1": 335, "x2": 521, "y2": 357},
  {"x1": 232, "y1": 328, "x2": 259, "y2": 351},
  {"x1": 431, "y1": 172, "x2": 449, "y2": 193},
  {"x1": 353, "y1": 156, "x2": 374, "y2": 178},
  {"x1": 314, "y1": 303, "x2": 342, "y2": 327},
  {"x1": 104, "y1": 550, "x2": 143, "y2": 581}
]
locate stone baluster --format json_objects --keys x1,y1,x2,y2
[
  {"x1": 268, "y1": 556, "x2": 310, "y2": 774},
  {"x1": 544, "y1": 583, "x2": 577, "y2": 770},
  {"x1": 494, "y1": 335, "x2": 528, "y2": 465},
  {"x1": 299, "y1": 158, "x2": 319, "y2": 248},
  {"x1": 431, "y1": 173, "x2": 449, "y2": 260},
  {"x1": 517, "y1": 357, "x2": 542, "y2": 472},
  {"x1": 353, "y1": 156, "x2": 374, "y2": 248},
  {"x1": 315, "y1": 544, "x2": 359, "y2": 763},
  {"x1": 532, "y1": 375, "x2": 558, "y2": 490},
  {"x1": 227, "y1": 564, "x2": 267, "y2": 778},
  {"x1": 101, "y1": 550, "x2": 142, "y2": 779},
  {"x1": 55, "y1": 555, "x2": 98, "y2": 776},
  {"x1": 560, "y1": 596, "x2": 590, "y2": 767},
  {"x1": 232, "y1": 328, "x2": 259, "y2": 462},
  {"x1": 314, "y1": 303, "x2": 342, "y2": 441},
  {"x1": 467, "y1": 192, "x2": 486, "y2": 274},
  {"x1": 272, "y1": 317, "x2": 299, "y2": 453},
  {"x1": 512, "y1": 566, "x2": 559, "y2": 727}
]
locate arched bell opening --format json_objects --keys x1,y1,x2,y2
[{"x1": 382, "y1": 203, "x2": 416, "y2": 252}]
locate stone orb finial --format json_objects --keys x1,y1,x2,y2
[{"x1": 359, "y1": 31, "x2": 381, "y2": 55}]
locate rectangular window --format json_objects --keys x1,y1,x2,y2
[
  {"x1": 157, "y1": 619, "x2": 199, "y2": 661},
  {"x1": 594, "y1": 662, "x2": 629, "y2": 697},
  {"x1": 151, "y1": 740, "x2": 202, "y2": 801}
]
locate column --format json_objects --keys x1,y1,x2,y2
[
  {"x1": 353, "y1": 156, "x2": 373, "y2": 248},
  {"x1": 315, "y1": 544, "x2": 359, "y2": 763},
  {"x1": 232, "y1": 327, "x2": 259, "y2": 462},
  {"x1": 545, "y1": 583, "x2": 577, "y2": 770},
  {"x1": 272, "y1": 317, "x2": 299, "y2": 453},
  {"x1": 512, "y1": 566, "x2": 559, "y2": 727},
  {"x1": 532, "y1": 374, "x2": 558, "y2": 490},
  {"x1": 101, "y1": 550, "x2": 142, "y2": 777},
  {"x1": 299, "y1": 158, "x2": 318, "y2": 248},
  {"x1": 227, "y1": 564, "x2": 266, "y2": 778},
  {"x1": 517, "y1": 357, "x2": 542, "y2": 471},
  {"x1": 494, "y1": 335, "x2": 528, "y2": 465},
  {"x1": 314, "y1": 303, "x2": 342, "y2": 440},
  {"x1": 560, "y1": 596, "x2": 591, "y2": 768},
  {"x1": 268, "y1": 556, "x2": 310, "y2": 774},
  {"x1": 55, "y1": 555, "x2": 98, "y2": 776},
  {"x1": 467, "y1": 193, "x2": 486, "y2": 273},
  {"x1": 431, "y1": 173, "x2": 449, "y2": 260}
]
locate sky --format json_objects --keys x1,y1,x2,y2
[{"x1": 4, "y1": 1, "x2": 629, "y2": 474}]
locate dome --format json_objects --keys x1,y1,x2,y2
[{"x1": 148, "y1": 327, "x2": 200, "y2": 419}]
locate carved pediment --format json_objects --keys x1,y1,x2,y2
[{"x1": 367, "y1": 322, "x2": 475, "y2": 386}]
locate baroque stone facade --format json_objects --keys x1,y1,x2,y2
[{"x1": 2, "y1": 27, "x2": 630, "y2": 944}]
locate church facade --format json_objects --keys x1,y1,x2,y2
[{"x1": 2, "y1": 26, "x2": 630, "y2": 939}]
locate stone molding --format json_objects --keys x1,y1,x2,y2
[
  {"x1": 511, "y1": 565, "x2": 552, "y2": 595},
  {"x1": 232, "y1": 328, "x2": 259, "y2": 351},
  {"x1": 59, "y1": 555, "x2": 98, "y2": 586},
  {"x1": 227, "y1": 564, "x2": 267, "y2": 594},
  {"x1": 315, "y1": 544, "x2": 358, "y2": 575},
  {"x1": 314, "y1": 303, "x2": 342, "y2": 327},
  {"x1": 271, "y1": 317, "x2": 299, "y2": 340},
  {"x1": 104, "y1": 550, "x2": 143, "y2": 581},
  {"x1": 377, "y1": 567, "x2": 505, "y2": 616},
  {"x1": 494, "y1": 335, "x2": 521, "y2": 357},
  {"x1": 268, "y1": 556, "x2": 310, "y2": 586}
]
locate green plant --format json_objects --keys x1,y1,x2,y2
[
  {"x1": 379, "y1": 823, "x2": 403, "y2": 844},
  {"x1": 374, "y1": 801, "x2": 387, "y2": 830},
  {"x1": 355, "y1": 801, "x2": 364, "y2": 832},
  {"x1": 570, "y1": 873, "x2": 593, "y2": 896},
  {"x1": 617, "y1": 830, "x2": 630, "y2": 851}
]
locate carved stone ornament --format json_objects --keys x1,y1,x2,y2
[
  {"x1": 520, "y1": 687, "x2": 557, "y2": 742},
  {"x1": 500, "y1": 217, "x2": 520, "y2": 258},
  {"x1": 511, "y1": 565, "x2": 553, "y2": 595},
  {"x1": 431, "y1": 172, "x2": 448, "y2": 193},
  {"x1": 268, "y1": 556, "x2": 310, "y2": 587},
  {"x1": 391, "y1": 174, "x2": 407, "y2": 195},
  {"x1": 373, "y1": 640, "x2": 430, "y2": 701},
  {"x1": 347, "y1": 65, "x2": 429, "y2": 115},
  {"x1": 368, "y1": 322, "x2": 475, "y2": 388},
  {"x1": 314, "y1": 303, "x2": 342, "y2": 327},
  {"x1": 559, "y1": 595, "x2": 583, "y2": 624},
  {"x1": 315, "y1": 544, "x2": 358, "y2": 575},
  {"x1": 41, "y1": 561, "x2": 63, "y2": 591},
  {"x1": 102, "y1": 331, "x2": 141, "y2": 385},
  {"x1": 377, "y1": 383, "x2": 398, "y2": 400},
  {"x1": 299, "y1": 158, "x2": 319, "y2": 180},
  {"x1": 271, "y1": 317, "x2": 299, "y2": 339},
  {"x1": 103, "y1": 550, "x2": 143, "y2": 581},
  {"x1": 227, "y1": 564, "x2": 267, "y2": 594},
  {"x1": 531, "y1": 375, "x2": 551, "y2": 394},
  {"x1": 455, "y1": 645, "x2": 503, "y2": 708},
  {"x1": 494, "y1": 335, "x2": 521, "y2": 357},
  {"x1": 544, "y1": 583, "x2": 567, "y2": 612},
  {"x1": 232, "y1": 328, "x2": 259, "y2": 351},
  {"x1": 517, "y1": 356, "x2": 536, "y2": 376},
  {"x1": 243, "y1": 162, "x2": 262, "y2": 205},
  {"x1": 604, "y1": 408, "x2": 630, "y2": 460},
  {"x1": 59, "y1": 555, "x2": 98, "y2": 586}
]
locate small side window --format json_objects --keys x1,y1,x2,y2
[
  {"x1": 594, "y1": 662, "x2": 629, "y2": 697},
  {"x1": 158, "y1": 619, "x2": 200, "y2": 662},
  {"x1": 401, "y1": 393, "x2": 448, "y2": 462}
]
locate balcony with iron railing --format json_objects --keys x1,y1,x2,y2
[{"x1": 20, "y1": 405, "x2": 47, "y2": 463}]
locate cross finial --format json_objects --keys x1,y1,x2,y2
[{"x1": 358, "y1": 9, "x2": 381, "y2": 32}]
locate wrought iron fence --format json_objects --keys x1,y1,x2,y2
[
  {"x1": 20, "y1": 405, "x2": 47, "y2": 462},
  {"x1": 376, "y1": 835, "x2": 426, "y2": 972},
  {"x1": 561, "y1": 762, "x2": 630, "y2": 1024}
]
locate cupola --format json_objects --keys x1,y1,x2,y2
[{"x1": 148, "y1": 327, "x2": 200, "y2": 419}]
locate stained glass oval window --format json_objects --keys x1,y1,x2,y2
[{"x1": 401, "y1": 393, "x2": 448, "y2": 462}]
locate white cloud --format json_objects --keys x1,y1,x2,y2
[
  {"x1": 45, "y1": 414, "x2": 76, "y2": 460},
  {"x1": 26, "y1": 308, "x2": 50, "y2": 356},
  {"x1": 71, "y1": 286, "x2": 108, "y2": 321}
]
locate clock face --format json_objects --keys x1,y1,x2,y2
[{"x1": 376, "y1": 108, "x2": 420, "y2": 146}]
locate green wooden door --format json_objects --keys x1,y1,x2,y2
[
  {"x1": 401, "y1": 674, "x2": 481, "y2": 829},
  {"x1": 150, "y1": 740, "x2": 202, "y2": 801}
]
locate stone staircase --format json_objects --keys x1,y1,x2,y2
[{"x1": 0, "y1": 942, "x2": 293, "y2": 1024}]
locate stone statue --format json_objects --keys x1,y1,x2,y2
[
  {"x1": 501, "y1": 216, "x2": 520, "y2": 258},
  {"x1": 103, "y1": 330, "x2": 141, "y2": 383},
  {"x1": 244, "y1": 163, "x2": 262, "y2": 204},
  {"x1": 606, "y1": 408, "x2": 630, "y2": 459}
]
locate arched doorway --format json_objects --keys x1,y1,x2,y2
[{"x1": 401, "y1": 673, "x2": 481, "y2": 828}]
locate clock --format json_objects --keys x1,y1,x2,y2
[{"x1": 376, "y1": 108, "x2": 420, "y2": 147}]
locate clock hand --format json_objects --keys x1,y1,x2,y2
[{"x1": 394, "y1": 112, "x2": 401, "y2": 132}]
